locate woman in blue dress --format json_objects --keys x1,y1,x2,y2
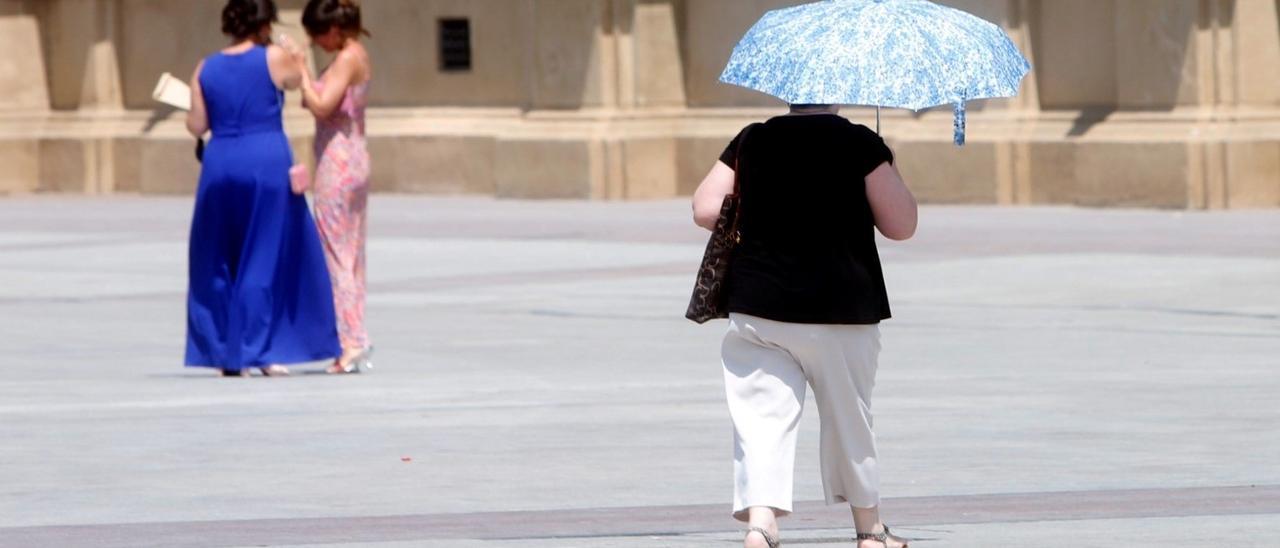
[{"x1": 184, "y1": 0, "x2": 341, "y2": 376}]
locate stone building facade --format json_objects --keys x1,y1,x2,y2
[{"x1": 0, "y1": 0, "x2": 1278, "y2": 208}]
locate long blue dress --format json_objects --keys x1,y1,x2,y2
[{"x1": 185, "y1": 45, "x2": 341, "y2": 372}]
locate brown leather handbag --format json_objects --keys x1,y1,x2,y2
[{"x1": 685, "y1": 125, "x2": 754, "y2": 324}]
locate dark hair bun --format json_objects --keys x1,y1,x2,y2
[
  {"x1": 222, "y1": 0, "x2": 279, "y2": 40},
  {"x1": 302, "y1": 0, "x2": 370, "y2": 38}
]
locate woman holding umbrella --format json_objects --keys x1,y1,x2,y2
[
  {"x1": 693, "y1": 103, "x2": 916, "y2": 548},
  {"x1": 696, "y1": 3, "x2": 1030, "y2": 545}
]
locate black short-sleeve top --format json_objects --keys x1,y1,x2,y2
[{"x1": 718, "y1": 114, "x2": 895, "y2": 324}]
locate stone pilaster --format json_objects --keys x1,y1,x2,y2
[{"x1": 0, "y1": 2, "x2": 50, "y2": 113}]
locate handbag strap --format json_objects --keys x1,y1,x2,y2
[
  {"x1": 727, "y1": 123, "x2": 756, "y2": 240},
  {"x1": 731, "y1": 123, "x2": 755, "y2": 195}
]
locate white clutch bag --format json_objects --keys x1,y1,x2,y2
[{"x1": 152, "y1": 72, "x2": 192, "y2": 111}]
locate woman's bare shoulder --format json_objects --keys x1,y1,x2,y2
[
  {"x1": 336, "y1": 43, "x2": 372, "y2": 81},
  {"x1": 264, "y1": 44, "x2": 289, "y2": 63},
  {"x1": 341, "y1": 43, "x2": 372, "y2": 67}
]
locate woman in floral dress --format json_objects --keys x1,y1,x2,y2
[{"x1": 293, "y1": 0, "x2": 373, "y2": 373}]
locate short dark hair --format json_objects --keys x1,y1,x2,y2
[
  {"x1": 789, "y1": 103, "x2": 834, "y2": 111},
  {"x1": 221, "y1": 0, "x2": 278, "y2": 40},
  {"x1": 302, "y1": 0, "x2": 371, "y2": 38}
]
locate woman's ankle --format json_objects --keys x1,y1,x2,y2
[
  {"x1": 744, "y1": 506, "x2": 780, "y2": 546},
  {"x1": 851, "y1": 505, "x2": 881, "y2": 535},
  {"x1": 745, "y1": 506, "x2": 778, "y2": 531}
]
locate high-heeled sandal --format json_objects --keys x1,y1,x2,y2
[
  {"x1": 747, "y1": 526, "x2": 780, "y2": 548},
  {"x1": 855, "y1": 524, "x2": 908, "y2": 547},
  {"x1": 326, "y1": 346, "x2": 373, "y2": 374}
]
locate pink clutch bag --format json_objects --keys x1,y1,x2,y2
[{"x1": 289, "y1": 164, "x2": 311, "y2": 194}]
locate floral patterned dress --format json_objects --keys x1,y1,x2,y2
[{"x1": 312, "y1": 76, "x2": 371, "y2": 351}]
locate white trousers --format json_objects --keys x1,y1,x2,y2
[{"x1": 722, "y1": 313, "x2": 881, "y2": 521}]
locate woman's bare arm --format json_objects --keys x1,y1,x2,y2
[
  {"x1": 692, "y1": 161, "x2": 736, "y2": 231},
  {"x1": 865, "y1": 161, "x2": 918, "y2": 240},
  {"x1": 266, "y1": 44, "x2": 303, "y2": 91},
  {"x1": 297, "y1": 49, "x2": 359, "y2": 119},
  {"x1": 185, "y1": 60, "x2": 208, "y2": 137}
]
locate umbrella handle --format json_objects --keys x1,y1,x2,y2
[
  {"x1": 953, "y1": 102, "x2": 966, "y2": 146},
  {"x1": 876, "y1": 106, "x2": 881, "y2": 134}
]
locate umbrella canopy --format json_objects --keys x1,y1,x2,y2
[{"x1": 720, "y1": 0, "x2": 1031, "y2": 145}]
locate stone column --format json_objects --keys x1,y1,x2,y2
[
  {"x1": 0, "y1": 0, "x2": 48, "y2": 194},
  {"x1": 25, "y1": 0, "x2": 125, "y2": 194},
  {"x1": 628, "y1": 0, "x2": 688, "y2": 108},
  {"x1": 992, "y1": 0, "x2": 1038, "y2": 205},
  {"x1": 1229, "y1": 0, "x2": 1280, "y2": 107},
  {"x1": 81, "y1": 1, "x2": 124, "y2": 112},
  {"x1": 0, "y1": 0, "x2": 48, "y2": 112},
  {"x1": 1005, "y1": 0, "x2": 1039, "y2": 112},
  {"x1": 616, "y1": 0, "x2": 688, "y2": 199},
  {"x1": 0, "y1": 1, "x2": 50, "y2": 112},
  {"x1": 519, "y1": 0, "x2": 691, "y2": 199},
  {"x1": 37, "y1": 0, "x2": 124, "y2": 111},
  {"x1": 1156, "y1": 0, "x2": 1262, "y2": 210},
  {"x1": 606, "y1": 0, "x2": 635, "y2": 109},
  {"x1": 1187, "y1": 0, "x2": 1280, "y2": 109},
  {"x1": 1114, "y1": 0, "x2": 1201, "y2": 109},
  {"x1": 529, "y1": 0, "x2": 613, "y2": 110},
  {"x1": 1201, "y1": 0, "x2": 1280, "y2": 208},
  {"x1": 527, "y1": 0, "x2": 688, "y2": 111}
]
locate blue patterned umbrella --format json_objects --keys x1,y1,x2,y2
[{"x1": 720, "y1": 0, "x2": 1032, "y2": 145}]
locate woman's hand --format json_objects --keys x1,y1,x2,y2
[
  {"x1": 278, "y1": 34, "x2": 307, "y2": 67},
  {"x1": 276, "y1": 36, "x2": 315, "y2": 108}
]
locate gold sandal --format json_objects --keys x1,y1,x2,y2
[
  {"x1": 747, "y1": 526, "x2": 780, "y2": 548},
  {"x1": 855, "y1": 524, "x2": 908, "y2": 547}
]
